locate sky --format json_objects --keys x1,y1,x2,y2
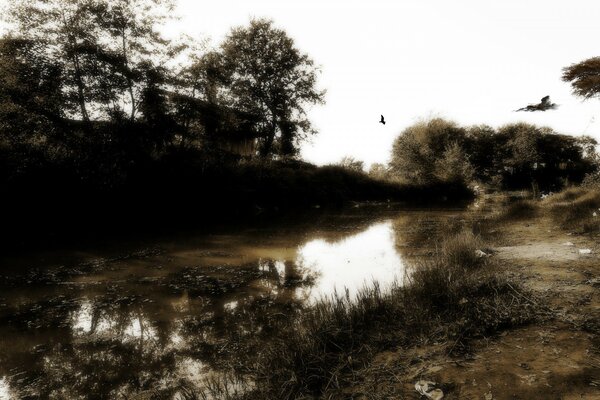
[
  {"x1": 163, "y1": 0, "x2": 600, "y2": 167},
  {"x1": 5, "y1": 0, "x2": 600, "y2": 167}
]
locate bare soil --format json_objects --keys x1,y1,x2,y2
[{"x1": 343, "y1": 216, "x2": 600, "y2": 399}]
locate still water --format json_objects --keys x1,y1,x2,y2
[{"x1": 0, "y1": 204, "x2": 474, "y2": 399}]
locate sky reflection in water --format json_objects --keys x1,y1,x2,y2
[{"x1": 296, "y1": 221, "x2": 404, "y2": 300}]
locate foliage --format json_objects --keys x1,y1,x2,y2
[
  {"x1": 562, "y1": 57, "x2": 600, "y2": 99},
  {"x1": 390, "y1": 118, "x2": 598, "y2": 191},
  {"x1": 337, "y1": 156, "x2": 365, "y2": 173},
  {"x1": 0, "y1": 37, "x2": 64, "y2": 152},
  {"x1": 543, "y1": 188, "x2": 600, "y2": 233},
  {"x1": 220, "y1": 18, "x2": 325, "y2": 157},
  {"x1": 368, "y1": 162, "x2": 389, "y2": 180},
  {"x1": 0, "y1": 1, "x2": 328, "y2": 197},
  {"x1": 390, "y1": 118, "x2": 471, "y2": 185}
]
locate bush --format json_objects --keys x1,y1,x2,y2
[
  {"x1": 496, "y1": 199, "x2": 538, "y2": 221},
  {"x1": 543, "y1": 188, "x2": 600, "y2": 232}
]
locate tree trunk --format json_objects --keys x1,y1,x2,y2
[
  {"x1": 72, "y1": 52, "x2": 90, "y2": 122},
  {"x1": 122, "y1": 31, "x2": 136, "y2": 121},
  {"x1": 260, "y1": 117, "x2": 277, "y2": 158}
]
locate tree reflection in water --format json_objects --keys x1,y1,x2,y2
[
  {"x1": 0, "y1": 206, "x2": 473, "y2": 399},
  {"x1": 0, "y1": 258, "x2": 315, "y2": 399}
]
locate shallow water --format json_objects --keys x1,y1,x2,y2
[{"x1": 0, "y1": 204, "x2": 473, "y2": 399}]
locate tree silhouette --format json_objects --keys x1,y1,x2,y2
[{"x1": 220, "y1": 18, "x2": 325, "y2": 158}]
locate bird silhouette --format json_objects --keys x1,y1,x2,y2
[
  {"x1": 516, "y1": 95, "x2": 558, "y2": 112},
  {"x1": 379, "y1": 115, "x2": 386, "y2": 125}
]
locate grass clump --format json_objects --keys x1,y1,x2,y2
[
  {"x1": 543, "y1": 188, "x2": 600, "y2": 233},
  {"x1": 496, "y1": 199, "x2": 538, "y2": 221},
  {"x1": 244, "y1": 230, "x2": 538, "y2": 399}
]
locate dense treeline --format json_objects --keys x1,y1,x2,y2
[
  {"x1": 388, "y1": 118, "x2": 598, "y2": 193},
  {"x1": 0, "y1": 0, "x2": 324, "y2": 186}
]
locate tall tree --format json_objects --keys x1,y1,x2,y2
[
  {"x1": 390, "y1": 118, "x2": 470, "y2": 184},
  {"x1": 0, "y1": 37, "x2": 64, "y2": 149},
  {"x1": 89, "y1": 0, "x2": 176, "y2": 121},
  {"x1": 220, "y1": 18, "x2": 324, "y2": 157},
  {"x1": 6, "y1": 0, "x2": 101, "y2": 121},
  {"x1": 6, "y1": 0, "x2": 176, "y2": 122}
]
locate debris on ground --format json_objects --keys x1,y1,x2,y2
[
  {"x1": 415, "y1": 380, "x2": 444, "y2": 399},
  {"x1": 475, "y1": 249, "x2": 490, "y2": 258}
]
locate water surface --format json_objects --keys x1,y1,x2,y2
[{"x1": 0, "y1": 205, "x2": 473, "y2": 399}]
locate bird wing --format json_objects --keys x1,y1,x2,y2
[
  {"x1": 541, "y1": 95, "x2": 550, "y2": 104},
  {"x1": 380, "y1": 115, "x2": 384, "y2": 121}
]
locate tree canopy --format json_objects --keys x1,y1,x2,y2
[
  {"x1": 220, "y1": 18, "x2": 325, "y2": 157},
  {"x1": 563, "y1": 57, "x2": 600, "y2": 100},
  {"x1": 390, "y1": 118, "x2": 597, "y2": 190},
  {"x1": 0, "y1": 1, "x2": 325, "y2": 184}
]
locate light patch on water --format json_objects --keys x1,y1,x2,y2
[
  {"x1": 169, "y1": 330, "x2": 185, "y2": 348},
  {"x1": 71, "y1": 300, "x2": 158, "y2": 343},
  {"x1": 72, "y1": 301, "x2": 111, "y2": 335},
  {"x1": 72, "y1": 300, "x2": 93, "y2": 332},
  {"x1": 176, "y1": 357, "x2": 206, "y2": 385},
  {"x1": 258, "y1": 259, "x2": 286, "y2": 284},
  {"x1": 0, "y1": 377, "x2": 12, "y2": 400},
  {"x1": 223, "y1": 300, "x2": 238, "y2": 311},
  {"x1": 273, "y1": 260, "x2": 286, "y2": 284},
  {"x1": 251, "y1": 277, "x2": 280, "y2": 294},
  {"x1": 124, "y1": 317, "x2": 158, "y2": 341},
  {"x1": 296, "y1": 221, "x2": 405, "y2": 300}
]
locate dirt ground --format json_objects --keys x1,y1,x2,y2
[{"x1": 346, "y1": 215, "x2": 600, "y2": 399}]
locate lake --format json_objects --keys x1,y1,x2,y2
[{"x1": 0, "y1": 203, "x2": 479, "y2": 399}]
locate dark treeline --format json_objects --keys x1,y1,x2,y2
[
  {"x1": 0, "y1": 0, "x2": 323, "y2": 182},
  {"x1": 388, "y1": 118, "x2": 599, "y2": 193}
]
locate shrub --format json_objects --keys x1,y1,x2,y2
[{"x1": 543, "y1": 188, "x2": 600, "y2": 232}]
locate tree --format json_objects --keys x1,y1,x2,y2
[
  {"x1": 389, "y1": 118, "x2": 469, "y2": 184},
  {"x1": 434, "y1": 142, "x2": 474, "y2": 184},
  {"x1": 0, "y1": 37, "x2": 64, "y2": 151},
  {"x1": 6, "y1": 0, "x2": 100, "y2": 121},
  {"x1": 220, "y1": 18, "x2": 325, "y2": 158},
  {"x1": 368, "y1": 163, "x2": 389, "y2": 180},
  {"x1": 562, "y1": 57, "x2": 600, "y2": 100},
  {"x1": 6, "y1": 0, "x2": 176, "y2": 123},
  {"x1": 338, "y1": 156, "x2": 364, "y2": 172},
  {"x1": 464, "y1": 124, "x2": 499, "y2": 182},
  {"x1": 88, "y1": 0, "x2": 176, "y2": 121}
]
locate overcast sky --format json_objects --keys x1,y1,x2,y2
[
  {"x1": 165, "y1": 0, "x2": 600, "y2": 167},
  {"x1": 6, "y1": 0, "x2": 600, "y2": 167}
]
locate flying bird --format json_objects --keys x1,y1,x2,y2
[
  {"x1": 516, "y1": 95, "x2": 558, "y2": 112},
  {"x1": 379, "y1": 115, "x2": 386, "y2": 125}
]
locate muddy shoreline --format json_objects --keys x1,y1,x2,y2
[{"x1": 341, "y1": 196, "x2": 600, "y2": 399}]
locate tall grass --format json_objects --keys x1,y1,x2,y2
[
  {"x1": 243, "y1": 230, "x2": 538, "y2": 399},
  {"x1": 543, "y1": 188, "x2": 600, "y2": 233},
  {"x1": 495, "y1": 199, "x2": 538, "y2": 221}
]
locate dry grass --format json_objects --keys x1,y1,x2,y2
[
  {"x1": 543, "y1": 188, "x2": 600, "y2": 233},
  {"x1": 495, "y1": 199, "x2": 538, "y2": 221}
]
